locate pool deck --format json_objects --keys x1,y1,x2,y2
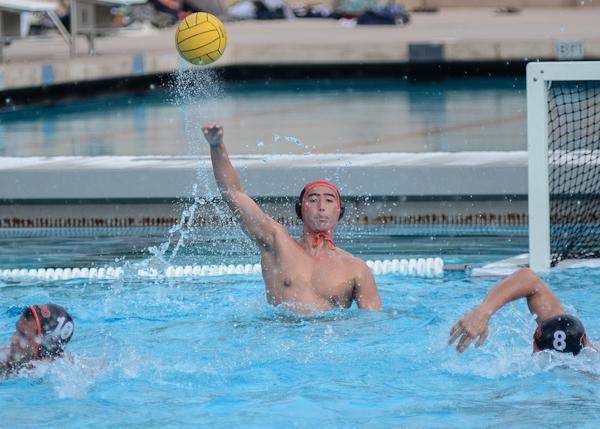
[
  {"x1": 3, "y1": 7, "x2": 587, "y2": 222},
  {"x1": 0, "y1": 152, "x2": 529, "y2": 227},
  {"x1": 1, "y1": 7, "x2": 599, "y2": 91},
  {"x1": 0, "y1": 152, "x2": 527, "y2": 199},
  {"x1": 0, "y1": 147, "x2": 530, "y2": 227}
]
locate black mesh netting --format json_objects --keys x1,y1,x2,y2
[{"x1": 548, "y1": 80, "x2": 600, "y2": 266}]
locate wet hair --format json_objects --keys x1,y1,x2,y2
[
  {"x1": 23, "y1": 304, "x2": 74, "y2": 359},
  {"x1": 533, "y1": 314, "x2": 586, "y2": 356},
  {"x1": 295, "y1": 181, "x2": 345, "y2": 221}
]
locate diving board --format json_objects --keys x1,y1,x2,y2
[
  {"x1": 69, "y1": 0, "x2": 147, "y2": 55},
  {"x1": 0, "y1": 0, "x2": 70, "y2": 61}
]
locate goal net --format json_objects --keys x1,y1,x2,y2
[{"x1": 528, "y1": 62, "x2": 600, "y2": 271}]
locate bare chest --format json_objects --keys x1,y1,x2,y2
[{"x1": 262, "y1": 249, "x2": 356, "y2": 307}]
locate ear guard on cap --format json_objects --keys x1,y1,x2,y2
[
  {"x1": 295, "y1": 187, "x2": 345, "y2": 221},
  {"x1": 29, "y1": 304, "x2": 74, "y2": 359}
]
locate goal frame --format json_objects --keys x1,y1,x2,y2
[{"x1": 527, "y1": 61, "x2": 600, "y2": 272}]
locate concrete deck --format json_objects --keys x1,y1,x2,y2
[
  {"x1": 1, "y1": 8, "x2": 590, "y2": 225},
  {"x1": 0, "y1": 152, "x2": 529, "y2": 227},
  {"x1": 1, "y1": 7, "x2": 599, "y2": 91},
  {"x1": 0, "y1": 152, "x2": 528, "y2": 199}
]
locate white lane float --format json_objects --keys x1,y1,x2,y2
[{"x1": 0, "y1": 258, "x2": 456, "y2": 281}]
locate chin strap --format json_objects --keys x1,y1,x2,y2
[
  {"x1": 29, "y1": 306, "x2": 42, "y2": 361},
  {"x1": 312, "y1": 232, "x2": 336, "y2": 250}
]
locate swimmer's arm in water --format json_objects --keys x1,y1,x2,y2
[
  {"x1": 0, "y1": 353, "x2": 19, "y2": 378},
  {"x1": 203, "y1": 123, "x2": 281, "y2": 248},
  {"x1": 0, "y1": 353, "x2": 8, "y2": 376},
  {"x1": 0, "y1": 362, "x2": 9, "y2": 377},
  {"x1": 449, "y1": 268, "x2": 564, "y2": 353},
  {"x1": 353, "y1": 261, "x2": 382, "y2": 311}
]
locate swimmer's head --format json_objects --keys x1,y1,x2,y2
[
  {"x1": 533, "y1": 314, "x2": 587, "y2": 356},
  {"x1": 295, "y1": 181, "x2": 345, "y2": 226},
  {"x1": 22, "y1": 304, "x2": 74, "y2": 360}
]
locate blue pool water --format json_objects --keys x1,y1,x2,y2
[
  {"x1": 0, "y1": 225, "x2": 527, "y2": 268},
  {"x1": 0, "y1": 78, "x2": 526, "y2": 156},
  {"x1": 2, "y1": 231, "x2": 600, "y2": 428},
  {"x1": 0, "y1": 70, "x2": 594, "y2": 427}
]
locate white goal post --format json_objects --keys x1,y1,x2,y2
[{"x1": 527, "y1": 61, "x2": 600, "y2": 272}]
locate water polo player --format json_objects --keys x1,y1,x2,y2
[
  {"x1": 449, "y1": 268, "x2": 594, "y2": 355},
  {"x1": 1, "y1": 304, "x2": 74, "y2": 375},
  {"x1": 202, "y1": 123, "x2": 381, "y2": 314}
]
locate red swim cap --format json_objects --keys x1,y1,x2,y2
[{"x1": 295, "y1": 181, "x2": 343, "y2": 222}]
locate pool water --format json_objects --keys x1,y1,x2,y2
[
  {"x1": 0, "y1": 77, "x2": 526, "y2": 157},
  {"x1": 2, "y1": 232, "x2": 599, "y2": 428},
  {"x1": 0, "y1": 68, "x2": 594, "y2": 426},
  {"x1": 0, "y1": 225, "x2": 527, "y2": 269}
]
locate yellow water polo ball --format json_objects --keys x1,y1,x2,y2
[{"x1": 175, "y1": 12, "x2": 227, "y2": 65}]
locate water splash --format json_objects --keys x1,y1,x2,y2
[
  {"x1": 144, "y1": 66, "x2": 227, "y2": 267},
  {"x1": 167, "y1": 184, "x2": 203, "y2": 262},
  {"x1": 437, "y1": 302, "x2": 600, "y2": 379},
  {"x1": 14, "y1": 356, "x2": 107, "y2": 399},
  {"x1": 273, "y1": 133, "x2": 303, "y2": 146},
  {"x1": 168, "y1": 66, "x2": 225, "y2": 156}
]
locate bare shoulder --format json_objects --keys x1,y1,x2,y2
[
  {"x1": 270, "y1": 221, "x2": 296, "y2": 246},
  {"x1": 336, "y1": 248, "x2": 370, "y2": 274},
  {"x1": 339, "y1": 249, "x2": 381, "y2": 310}
]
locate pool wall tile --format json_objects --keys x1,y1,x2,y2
[
  {"x1": 583, "y1": 39, "x2": 600, "y2": 58},
  {"x1": 498, "y1": 41, "x2": 555, "y2": 61},
  {"x1": 41, "y1": 64, "x2": 54, "y2": 86},
  {"x1": 444, "y1": 42, "x2": 498, "y2": 61},
  {"x1": 145, "y1": 52, "x2": 179, "y2": 74},
  {"x1": 2, "y1": 63, "x2": 41, "y2": 88},
  {"x1": 132, "y1": 54, "x2": 144, "y2": 76},
  {"x1": 408, "y1": 44, "x2": 444, "y2": 63}
]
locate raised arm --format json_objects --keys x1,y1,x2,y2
[
  {"x1": 203, "y1": 123, "x2": 282, "y2": 248},
  {"x1": 353, "y1": 261, "x2": 382, "y2": 311},
  {"x1": 449, "y1": 268, "x2": 564, "y2": 352}
]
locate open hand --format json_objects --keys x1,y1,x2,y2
[
  {"x1": 448, "y1": 306, "x2": 490, "y2": 353},
  {"x1": 202, "y1": 123, "x2": 224, "y2": 147}
]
